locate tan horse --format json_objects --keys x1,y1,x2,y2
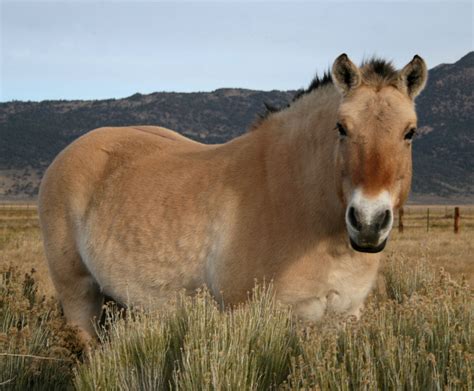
[{"x1": 38, "y1": 54, "x2": 427, "y2": 343}]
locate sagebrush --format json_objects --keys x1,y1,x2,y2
[{"x1": 1, "y1": 256, "x2": 472, "y2": 390}]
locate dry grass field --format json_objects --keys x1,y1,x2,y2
[{"x1": 1, "y1": 204, "x2": 472, "y2": 390}]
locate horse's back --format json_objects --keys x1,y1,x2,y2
[{"x1": 39, "y1": 126, "x2": 204, "y2": 218}]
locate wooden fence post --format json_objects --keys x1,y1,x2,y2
[
  {"x1": 398, "y1": 208, "x2": 404, "y2": 233},
  {"x1": 426, "y1": 208, "x2": 430, "y2": 232},
  {"x1": 454, "y1": 207, "x2": 460, "y2": 234}
]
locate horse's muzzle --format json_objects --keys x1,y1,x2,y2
[
  {"x1": 345, "y1": 190, "x2": 394, "y2": 254},
  {"x1": 349, "y1": 237, "x2": 387, "y2": 253}
]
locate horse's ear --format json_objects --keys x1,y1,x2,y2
[
  {"x1": 331, "y1": 54, "x2": 361, "y2": 94},
  {"x1": 398, "y1": 55, "x2": 428, "y2": 99}
]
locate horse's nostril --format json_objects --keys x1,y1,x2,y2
[
  {"x1": 348, "y1": 206, "x2": 362, "y2": 231},
  {"x1": 380, "y1": 209, "x2": 392, "y2": 230}
]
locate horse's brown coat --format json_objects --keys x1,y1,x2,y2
[{"x1": 38, "y1": 55, "x2": 427, "y2": 343}]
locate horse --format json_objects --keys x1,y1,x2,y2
[{"x1": 38, "y1": 54, "x2": 427, "y2": 344}]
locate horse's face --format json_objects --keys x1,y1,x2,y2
[{"x1": 332, "y1": 54, "x2": 427, "y2": 253}]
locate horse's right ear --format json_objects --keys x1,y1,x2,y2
[
  {"x1": 398, "y1": 55, "x2": 428, "y2": 99},
  {"x1": 332, "y1": 54, "x2": 361, "y2": 94}
]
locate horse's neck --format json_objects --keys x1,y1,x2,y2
[{"x1": 258, "y1": 86, "x2": 346, "y2": 235}]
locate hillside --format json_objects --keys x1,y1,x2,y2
[
  {"x1": 0, "y1": 89, "x2": 293, "y2": 199},
  {"x1": 412, "y1": 52, "x2": 474, "y2": 202},
  {"x1": 0, "y1": 52, "x2": 473, "y2": 202}
]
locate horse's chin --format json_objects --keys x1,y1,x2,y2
[{"x1": 349, "y1": 238, "x2": 387, "y2": 254}]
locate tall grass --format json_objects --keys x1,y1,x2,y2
[
  {"x1": 0, "y1": 267, "x2": 80, "y2": 390},
  {"x1": 286, "y1": 266, "x2": 472, "y2": 390},
  {"x1": 75, "y1": 258, "x2": 471, "y2": 390},
  {"x1": 1, "y1": 257, "x2": 472, "y2": 390},
  {"x1": 75, "y1": 285, "x2": 300, "y2": 390},
  {"x1": 382, "y1": 253, "x2": 436, "y2": 302}
]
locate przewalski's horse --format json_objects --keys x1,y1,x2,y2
[{"x1": 38, "y1": 54, "x2": 427, "y2": 343}]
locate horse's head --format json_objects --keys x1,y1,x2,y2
[{"x1": 332, "y1": 54, "x2": 427, "y2": 253}]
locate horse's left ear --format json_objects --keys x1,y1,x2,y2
[{"x1": 399, "y1": 55, "x2": 428, "y2": 99}]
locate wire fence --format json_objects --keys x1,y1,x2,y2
[
  {"x1": 1, "y1": 203, "x2": 474, "y2": 232},
  {"x1": 0, "y1": 203, "x2": 36, "y2": 210},
  {"x1": 395, "y1": 206, "x2": 474, "y2": 232}
]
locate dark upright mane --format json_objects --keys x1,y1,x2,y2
[
  {"x1": 292, "y1": 71, "x2": 333, "y2": 102},
  {"x1": 252, "y1": 71, "x2": 332, "y2": 128}
]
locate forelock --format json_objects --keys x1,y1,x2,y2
[{"x1": 360, "y1": 58, "x2": 399, "y2": 89}]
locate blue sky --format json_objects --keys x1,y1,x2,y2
[{"x1": 1, "y1": 1, "x2": 472, "y2": 101}]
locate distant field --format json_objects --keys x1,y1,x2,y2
[
  {"x1": 1, "y1": 203, "x2": 472, "y2": 389},
  {"x1": 389, "y1": 205, "x2": 474, "y2": 287}
]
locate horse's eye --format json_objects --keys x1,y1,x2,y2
[
  {"x1": 404, "y1": 128, "x2": 416, "y2": 141},
  {"x1": 336, "y1": 123, "x2": 347, "y2": 137}
]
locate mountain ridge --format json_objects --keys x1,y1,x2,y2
[{"x1": 1, "y1": 52, "x2": 473, "y2": 202}]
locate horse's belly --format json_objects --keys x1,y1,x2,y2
[{"x1": 77, "y1": 226, "x2": 219, "y2": 306}]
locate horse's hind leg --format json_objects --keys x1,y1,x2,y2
[
  {"x1": 42, "y1": 234, "x2": 104, "y2": 348},
  {"x1": 58, "y1": 257, "x2": 104, "y2": 346}
]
